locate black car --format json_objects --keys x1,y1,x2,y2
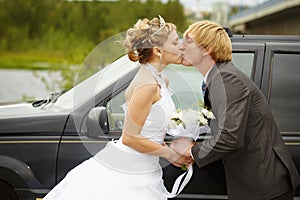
[{"x1": 0, "y1": 35, "x2": 300, "y2": 200}]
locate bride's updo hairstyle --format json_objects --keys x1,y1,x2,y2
[{"x1": 123, "y1": 16, "x2": 176, "y2": 64}]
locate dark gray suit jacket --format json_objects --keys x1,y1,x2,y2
[{"x1": 191, "y1": 62, "x2": 300, "y2": 200}]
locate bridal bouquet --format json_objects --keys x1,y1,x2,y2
[{"x1": 168, "y1": 104, "x2": 215, "y2": 141}]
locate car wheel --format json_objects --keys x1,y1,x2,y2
[{"x1": 0, "y1": 181, "x2": 18, "y2": 200}]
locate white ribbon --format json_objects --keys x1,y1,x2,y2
[{"x1": 166, "y1": 164, "x2": 193, "y2": 198}]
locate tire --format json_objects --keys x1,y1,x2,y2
[{"x1": 0, "y1": 181, "x2": 18, "y2": 200}]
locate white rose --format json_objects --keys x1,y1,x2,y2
[
  {"x1": 199, "y1": 115, "x2": 208, "y2": 125},
  {"x1": 201, "y1": 108, "x2": 209, "y2": 115},
  {"x1": 169, "y1": 120, "x2": 177, "y2": 129},
  {"x1": 206, "y1": 111, "x2": 215, "y2": 119},
  {"x1": 182, "y1": 109, "x2": 199, "y2": 123},
  {"x1": 171, "y1": 111, "x2": 183, "y2": 121},
  {"x1": 201, "y1": 108, "x2": 215, "y2": 119}
]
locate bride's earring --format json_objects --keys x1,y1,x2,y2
[
  {"x1": 159, "y1": 53, "x2": 163, "y2": 63},
  {"x1": 154, "y1": 47, "x2": 163, "y2": 64}
]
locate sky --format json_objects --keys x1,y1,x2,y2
[{"x1": 176, "y1": 0, "x2": 268, "y2": 11}]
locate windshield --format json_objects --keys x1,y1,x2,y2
[{"x1": 51, "y1": 56, "x2": 138, "y2": 110}]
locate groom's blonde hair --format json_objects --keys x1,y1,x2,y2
[{"x1": 184, "y1": 20, "x2": 232, "y2": 62}]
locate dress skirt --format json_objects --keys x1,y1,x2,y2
[{"x1": 43, "y1": 141, "x2": 168, "y2": 200}]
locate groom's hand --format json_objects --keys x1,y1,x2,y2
[
  {"x1": 172, "y1": 154, "x2": 194, "y2": 168},
  {"x1": 170, "y1": 137, "x2": 195, "y2": 158}
]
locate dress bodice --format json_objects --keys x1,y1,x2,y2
[
  {"x1": 139, "y1": 64, "x2": 175, "y2": 143},
  {"x1": 118, "y1": 64, "x2": 175, "y2": 151}
]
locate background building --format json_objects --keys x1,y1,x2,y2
[
  {"x1": 229, "y1": 0, "x2": 300, "y2": 35},
  {"x1": 211, "y1": 2, "x2": 231, "y2": 26}
]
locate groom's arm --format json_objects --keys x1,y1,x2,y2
[{"x1": 192, "y1": 71, "x2": 251, "y2": 168}]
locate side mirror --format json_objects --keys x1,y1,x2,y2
[{"x1": 87, "y1": 107, "x2": 109, "y2": 138}]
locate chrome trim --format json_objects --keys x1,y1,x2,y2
[{"x1": 176, "y1": 193, "x2": 227, "y2": 199}]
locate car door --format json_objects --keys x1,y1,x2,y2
[{"x1": 261, "y1": 42, "x2": 300, "y2": 196}]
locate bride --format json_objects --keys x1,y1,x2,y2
[{"x1": 43, "y1": 16, "x2": 193, "y2": 200}]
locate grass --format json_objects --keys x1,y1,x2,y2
[{"x1": 0, "y1": 52, "x2": 68, "y2": 70}]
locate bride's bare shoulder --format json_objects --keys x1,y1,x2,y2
[
  {"x1": 132, "y1": 67, "x2": 157, "y2": 86},
  {"x1": 125, "y1": 67, "x2": 157, "y2": 100}
]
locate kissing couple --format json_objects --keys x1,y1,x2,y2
[{"x1": 44, "y1": 16, "x2": 299, "y2": 200}]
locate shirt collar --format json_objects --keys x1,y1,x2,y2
[{"x1": 203, "y1": 65, "x2": 214, "y2": 83}]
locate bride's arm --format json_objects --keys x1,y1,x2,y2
[{"x1": 122, "y1": 83, "x2": 190, "y2": 167}]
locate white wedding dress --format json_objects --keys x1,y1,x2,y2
[{"x1": 43, "y1": 64, "x2": 192, "y2": 200}]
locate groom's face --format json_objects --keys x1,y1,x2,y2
[{"x1": 180, "y1": 33, "x2": 206, "y2": 66}]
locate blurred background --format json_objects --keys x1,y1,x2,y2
[{"x1": 0, "y1": 0, "x2": 299, "y2": 105}]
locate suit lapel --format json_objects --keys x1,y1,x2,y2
[{"x1": 205, "y1": 62, "x2": 227, "y2": 108}]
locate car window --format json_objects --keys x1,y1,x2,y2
[
  {"x1": 165, "y1": 64, "x2": 203, "y2": 109},
  {"x1": 106, "y1": 64, "x2": 204, "y2": 132},
  {"x1": 269, "y1": 53, "x2": 300, "y2": 133},
  {"x1": 53, "y1": 56, "x2": 138, "y2": 110},
  {"x1": 106, "y1": 90, "x2": 126, "y2": 131},
  {"x1": 232, "y1": 52, "x2": 255, "y2": 77}
]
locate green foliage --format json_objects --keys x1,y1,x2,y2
[
  {"x1": 0, "y1": 0, "x2": 187, "y2": 50},
  {"x1": 0, "y1": 0, "x2": 188, "y2": 91}
]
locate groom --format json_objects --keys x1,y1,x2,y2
[{"x1": 171, "y1": 20, "x2": 300, "y2": 199}]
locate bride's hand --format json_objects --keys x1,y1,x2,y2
[
  {"x1": 170, "y1": 137, "x2": 195, "y2": 158},
  {"x1": 164, "y1": 146, "x2": 193, "y2": 168}
]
